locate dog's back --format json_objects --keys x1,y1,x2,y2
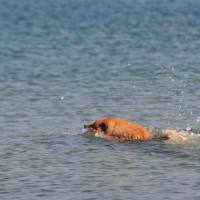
[{"x1": 94, "y1": 117, "x2": 153, "y2": 141}]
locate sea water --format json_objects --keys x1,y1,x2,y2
[{"x1": 0, "y1": 0, "x2": 200, "y2": 199}]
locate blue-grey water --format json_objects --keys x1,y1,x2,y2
[{"x1": 1, "y1": 0, "x2": 200, "y2": 199}]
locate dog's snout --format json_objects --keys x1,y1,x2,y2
[{"x1": 84, "y1": 123, "x2": 95, "y2": 129}]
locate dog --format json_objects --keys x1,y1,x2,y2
[{"x1": 84, "y1": 116, "x2": 187, "y2": 143}]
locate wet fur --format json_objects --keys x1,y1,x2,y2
[
  {"x1": 84, "y1": 117, "x2": 152, "y2": 141},
  {"x1": 84, "y1": 117, "x2": 187, "y2": 143}
]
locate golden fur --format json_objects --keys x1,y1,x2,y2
[
  {"x1": 84, "y1": 117, "x2": 152, "y2": 141},
  {"x1": 84, "y1": 117, "x2": 187, "y2": 143}
]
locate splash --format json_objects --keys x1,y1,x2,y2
[
  {"x1": 83, "y1": 126, "x2": 200, "y2": 144},
  {"x1": 150, "y1": 127, "x2": 200, "y2": 144}
]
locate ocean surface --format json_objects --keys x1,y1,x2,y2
[{"x1": 0, "y1": 0, "x2": 200, "y2": 199}]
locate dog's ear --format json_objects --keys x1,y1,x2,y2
[{"x1": 99, "y1": 122, "x2": 107, "y2": 132}]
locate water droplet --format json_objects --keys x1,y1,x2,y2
[{"x1": 60, "y1": 96, "x2": 64, "y2": 100}]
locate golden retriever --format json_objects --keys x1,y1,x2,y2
[{"x1": 84, "y1": 116, "x2": 187, "y2": 143}]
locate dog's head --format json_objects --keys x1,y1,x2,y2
[{"x1": 84, "y1": 118, "x2": 108, "y2": 132}]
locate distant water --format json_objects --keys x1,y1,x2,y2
[{"x1": 0, "y1": 0, "x2": 200, "y2": 199}]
